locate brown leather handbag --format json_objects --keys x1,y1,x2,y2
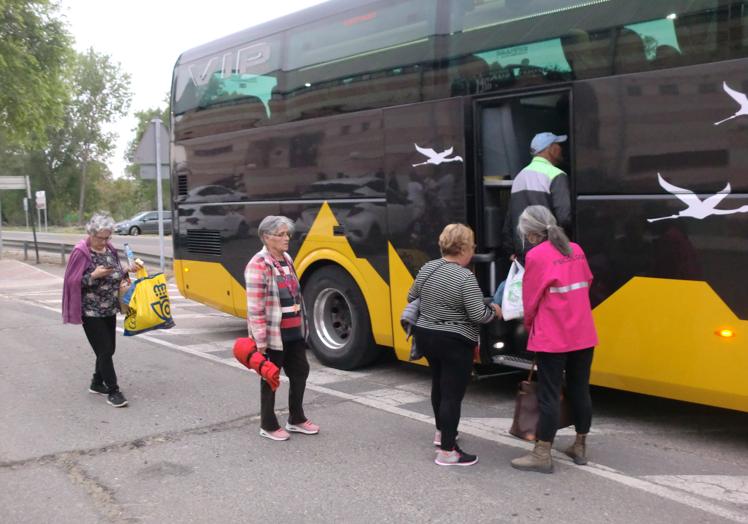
[{"x1": 509, "y1": 361, "x2": 573, "y2": 441}]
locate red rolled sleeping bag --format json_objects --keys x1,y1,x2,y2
[{"x1": 233, "y1": 337, "x2": 281, "y2": 391}]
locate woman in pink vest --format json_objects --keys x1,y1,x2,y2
[{"x1": 510, "y1": 206, "x2": 598, "y2": 473}]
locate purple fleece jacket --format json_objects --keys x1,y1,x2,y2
[{"x1": 62, "y1": 238, "x2": 121, "y2": 324}]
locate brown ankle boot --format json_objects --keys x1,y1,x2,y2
[
  {"x1": 510, "y1": 440, "x2": 553, "y2": 473},
  {"x1": 564, "y1": 434, "x2": 587, "y2": 465}
]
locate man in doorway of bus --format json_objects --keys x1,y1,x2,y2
[
  {"x1": 501, "y1": 132, "x2": 571, "y2": 265},
  {"x1": 245, "y1": 215, "x2": 319, "y2": 441}
]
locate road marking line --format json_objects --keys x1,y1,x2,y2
[
  {"x1": 146, "y1": 327, "x2": 246, "y2": 336},
  {"x1": 182, "y1": 342, "x2": 233, "y2": 354},
  {"x1": 3, "y1": 289, "x2": 747, "y2": 524},
  {"x1": 461, "y1": 417, "x2": 580, "y2": 437},
  {"x1": 170, "y1": 313, "x2": 234, "y2": 320},
  {"x1": 354, "y1": 388, "x2": 427, "y2": 406},
  {"x1": 643, "y1": 475, "x2": 748, "y2": 505}
]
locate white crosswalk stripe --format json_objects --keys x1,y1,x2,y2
[{"x1": 643, "y1": 475, "x2": 748, "y2": 505}]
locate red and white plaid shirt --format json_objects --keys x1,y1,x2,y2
[{"x1": 244, "y1": 248, "x2": 307, "y2": 351}]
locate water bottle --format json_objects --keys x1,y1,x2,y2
[{"x1": 124, "y1": 243, "x2": 135, "y2": 268}]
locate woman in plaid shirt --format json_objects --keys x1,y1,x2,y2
[{"x1": 245, "y1": 216, "x2": 319, "y2": 441}]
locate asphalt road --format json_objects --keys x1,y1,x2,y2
[{"x1": 1, "y1": 258, "x2": 747, "y2": 523}]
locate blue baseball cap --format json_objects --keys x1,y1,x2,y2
[{"x1": 530, "y1": 132, "x2": 567, "y2": 155}]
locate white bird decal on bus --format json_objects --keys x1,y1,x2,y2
[
  {"x1": 714, "y1": 82, "x2": 748, "y2": 126},
  {"x1": 412, "y1": 144, "x2": 464, "y2": 167},
  {"x1": 647, "y1": 173, "x2": 748, "y2": 222}
]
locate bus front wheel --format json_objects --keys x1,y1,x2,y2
[{"x1": 303, "y1": 266, "x2": 378, "y2": 370}]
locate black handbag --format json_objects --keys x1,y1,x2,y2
[{"x1": 509, "y1": 360, "x2": 573, "y2": 441}]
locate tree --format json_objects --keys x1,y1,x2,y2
[
  {"x1": 69, "y1": 48, "x2": 132, "y2": 223},
  {"x1": 0, "y1": 0, "x2": 72, "y2": 146}
]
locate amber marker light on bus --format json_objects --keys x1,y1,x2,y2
[{"x1": 716, "y1": 328, "x2": 735, "y2": 338}]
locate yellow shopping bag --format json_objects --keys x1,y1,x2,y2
[{"x1": 122, "y1": 267, "x2": 175, "y2": 336}]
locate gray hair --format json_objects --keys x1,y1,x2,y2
[
  {"x1": 518, "y1": 205, "x2": 572, "y2": 256},
  {"x1": 257, "y1": 215, "x2": 295, "y2": 244},
  {"x1": 85, "y1": 212, "x2": 116, "y2": 236}
]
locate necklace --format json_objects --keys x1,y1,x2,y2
[{"x1": 269, "y1": 255, "x2": 301, "y2": 313}]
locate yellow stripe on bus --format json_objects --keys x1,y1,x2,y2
[
  {"x1": 388, "y1": 242, "x2": 427, "y2": 365},
  {"x1": 294, "y1": 202, "x2": 393, "y2": 347},
  {"x1": 591, "y1": 276, "x2": 748, "y2": 412}
]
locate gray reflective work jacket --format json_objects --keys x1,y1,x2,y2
[{"x1": 501, "y1": 156, "x2": 571, "y2": 263}]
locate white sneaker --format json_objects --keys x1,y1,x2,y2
[
  {"x1": 285, "y1": 420, "x2": 320, "y2": 435},
  {"x1": 260, "y1": 428, "x2": 290, "y2": 441}
]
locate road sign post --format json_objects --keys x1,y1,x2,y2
[
  {"x1": 0, "y1": 176, "x2": 38, "y2": 262},
  {"x1": 134, "y1": 119, "x2": 169, "y2": 273},
  {"x1": 36, "y1": 190, "x2": 47, "y2": 232}
]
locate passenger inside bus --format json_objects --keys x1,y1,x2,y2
[
  {"x1": 653, "y1": 45, "x2": 684, "y2": 69},
  {"x1": 560, "y1": 29, "x2": 610, "y2": 80},
  {"x1": 613, "y1": 28, "x2": 650, "y2": 75}
]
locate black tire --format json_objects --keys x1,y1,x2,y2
[
  {"x1": 129, "y1": 226, "x2": 140, "y2": 236},
  {"x1": 303, "y1": 266, "x2": 378, "y2": 370}
]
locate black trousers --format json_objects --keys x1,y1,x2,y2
[
  {"x1": 261, "y1": 339, "x2": 310, "y2": 431},
  {"x1": 82, "y1": 315, "x2": 118, "y2": 393},
  {"x1": 415, "y1": 327, "x2": 474, "y2": 451},
  {"x1": 536, "y1": 348, "x2": 594, "y2": 442}
]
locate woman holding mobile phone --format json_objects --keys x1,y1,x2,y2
[{"x1": 62, "y1": 212, "x2": 141, "y2": 408}]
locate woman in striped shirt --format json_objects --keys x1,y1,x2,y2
[
  {"x1": 245, "y1": 216, "x2": 319, "y2": 441},
  {"x1": 408, "y1": 224, "x2": 501, "y2": 466}
]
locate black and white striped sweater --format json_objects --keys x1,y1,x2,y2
[{"x1": 407, "y1": 259, "x2": 495, "y2": 342}]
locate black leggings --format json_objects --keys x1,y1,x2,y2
[
  {"x1": 536, "y1": 348, "x2": 594, "y2": 442},
  {"x1": 415, "y1": 327, "x2": 474, "y2": 451},
  {"x1": 261, "y1": 339, "x2": 310, "y2": 431},
  {"x1": 82, "y1": 315, "x2": 118, "y2": 393}
]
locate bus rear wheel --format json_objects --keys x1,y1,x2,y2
[{"x1": 303, "y1": 266, "x2": 378, "y2": 370}]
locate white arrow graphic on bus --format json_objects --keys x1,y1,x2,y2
[
  {"x1": 714, "y1": 82, "x2": 748, "y2": 126},
  {"x1": 647, "y1": 173, "x2": 748, "y2": 222},
  {"x1": 412, "y1": 144, "x2": 464, "y2": 167}
]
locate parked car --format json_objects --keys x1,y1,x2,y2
[
  {"x1": 182, "y1": 206, "x2": 248, "y2": 238},
  {"x1": 114, "y1": 211, "x2": 172, "y2": 236}
]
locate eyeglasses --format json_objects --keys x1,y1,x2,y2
[
  {"x1": 267, "y1": 232, "x2": 292, "y2": 239},
  {"x1": 93, "y1": 234, "x2": 111, "y2": 241}
]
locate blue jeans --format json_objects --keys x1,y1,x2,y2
[{"x1": 492, "y1": 280, "x2": 506, "y2": 306}]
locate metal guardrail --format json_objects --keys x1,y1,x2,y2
[{"x1": 2, "y1": 239, "x2": 172, "y2": 267}]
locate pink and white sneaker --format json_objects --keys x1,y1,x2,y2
[
  {"x1": 285, "y1": 420, "x2": 320, "y2": 435},
  {"x1": 260, "y1": 427, "x2": 290, "y2": 441}
]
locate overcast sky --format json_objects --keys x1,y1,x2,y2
[{"x1": 59, "y1": 0, "x2": 328, "y2": 178}]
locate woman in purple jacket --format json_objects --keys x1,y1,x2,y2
[
  {"x1": 62, "y1": 212, "x2": 139, "y2": 408},
  {"x1": 510, "y1": 206, "x2": 598, "y2": 473}
]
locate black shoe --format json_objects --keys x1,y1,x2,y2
[
  {"x1": 107, "y1": 390, "x2": 128, "y2": 408},
  {"x1": 88, "y1": 382, "x2": 108, "y2": 395},
  {"x1": 435, "y1": 445, "x2": 478, "y2": 466}
]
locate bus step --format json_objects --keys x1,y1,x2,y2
[{"x1": 491, "y1": 354, "x2": 533, "y2": 370}]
